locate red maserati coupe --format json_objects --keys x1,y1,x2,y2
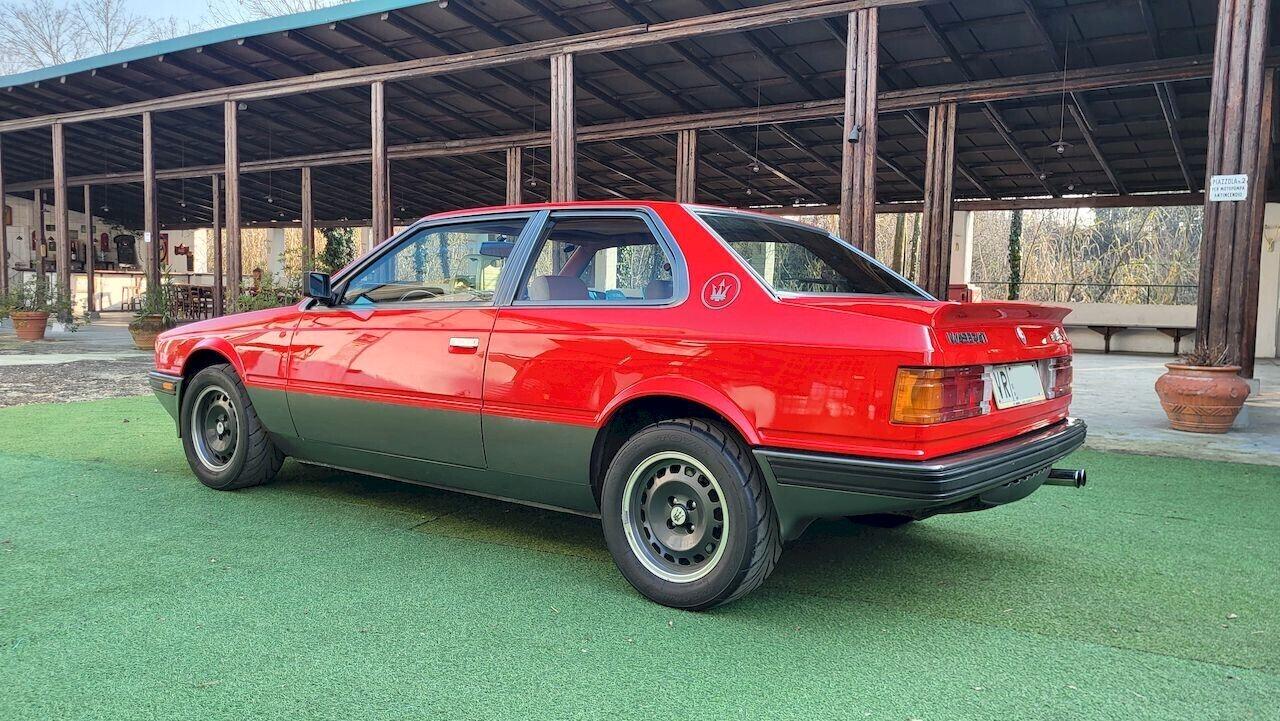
[{"x1": 150, "y1": 201, "x2": 1086, "y2": 609}]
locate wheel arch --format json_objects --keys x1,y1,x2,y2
[
  {"x1": 589, "y1": 380, "x2": 760, "y2": 508},
  {"x1": 176, "y1": 342, "x2": 243, "y2": 436}
]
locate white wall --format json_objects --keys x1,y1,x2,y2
[
  {"x1": 1060, "y1": 303, "x2": 1197, "y2": 355},
  {"x1": 1256, "y1": 202, "x2": 1280, "y2": 360}
]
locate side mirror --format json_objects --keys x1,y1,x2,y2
[{"x1": 304, "y1": 272, "x2": 334, "y2": 305}]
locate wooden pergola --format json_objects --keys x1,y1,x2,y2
[{"x1": 0, "y1": 0, "x2": 1274, "y2": 373}]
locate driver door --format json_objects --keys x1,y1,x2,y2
[{"x1": 285, "y1": 214, "x2": 534, "y2": 468}]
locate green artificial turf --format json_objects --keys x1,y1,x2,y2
[{"x1": 1, "y1": 396, "x2": 1277, "y2": 720}]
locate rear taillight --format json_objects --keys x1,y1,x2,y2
[
  {"x1": 1046, "y1": 356, "x2": 1073, "y2": 399},
  {"x1": 891, "y1": 366, "x2": 992, "y2": 424}
]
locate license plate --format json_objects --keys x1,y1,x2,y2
[{"x1": 990, "y1": 362, "x2": 1046, "y2": 409}]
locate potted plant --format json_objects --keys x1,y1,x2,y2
[
  {"x1": 129, "y1": 282, "x2": 175, "y2": 350},
  {"x1": 1154, "y1": 343, "x2": 1251, "y2": 433},
  {"x1": 0, "y1": 275, "x2": 80, "y2": 341}
]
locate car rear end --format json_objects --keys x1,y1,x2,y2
[
  {"x1": 690, "y1": 208, "x2": 1087, "y2": 541},
  {"x1": 752, "y1": 298, "x2": 1087, "y2": 541}
]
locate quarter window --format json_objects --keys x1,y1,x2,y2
[
  {"x1": 698, "y1": 212, "x2": 923, "y2": 298},
  {"x1": 340, "y1": 219, "x2": 526, "y2": 305},
  {"x1": 515, "y1": 214, "x2": 677, "y2": 303}
]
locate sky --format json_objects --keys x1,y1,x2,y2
[
  {"x1": 125, "y1": 0, "x2": 212, "y2": 29},
  {"x1": 124, "y1": 0, "x2": 212, "y2": 29}
]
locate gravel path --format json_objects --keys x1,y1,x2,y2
[{"x1": 0, "y1": 316, "x2": 152, "y2": 407}]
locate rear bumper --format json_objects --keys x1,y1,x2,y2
[{"x1": 754, "y1": 418, "x2": 1087, "y2": 540}]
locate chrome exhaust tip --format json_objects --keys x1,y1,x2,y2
[{"x1": 1044, "y1": 467, "x2": 1086, "y2": 487}]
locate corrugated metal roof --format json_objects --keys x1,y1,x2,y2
[{"x1": 0, "y1": 0, "x2": 437, "y2": 87}]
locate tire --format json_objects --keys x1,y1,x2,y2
[
  {"x1": 848, "y1": 513, "x2": 916, "y2": 528},
  {"x1": 180, "y1": 363, "x2": 284, "y2": 491},
  {"x1": 600, "y1": 418, "x2": 781, "y2": 610}
]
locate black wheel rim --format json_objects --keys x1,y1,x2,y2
[
  {"x1": 621, "y1": 451, "x2": 728, "y2": 583},
  {"x1": 191, "y1": 386, "x2": 239, "y2": 472}
]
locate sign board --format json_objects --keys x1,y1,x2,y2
[
  {"x1": 143, "y1": 231, "x2": 152, "y2": 244},
  {"x1": 1209, "y1": 174, "x2": 1249, "y2": 202}
]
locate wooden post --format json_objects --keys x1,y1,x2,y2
[
  {"x1": 52, "y1": 123, "x2": 71, "y2": 306},
  {"x1": 550, "y1": 53, "x2": 577, "y2": 202},
  {"x1": 301, "y1": 166, "x2": 315, "y2": 271},
  {"x1": 839, "y1": 8, "x2": 878, "y2": 251},
  {"x1": 83, "y1": 184, "x2": 95, "y2": 316},
  {"x1": 675, "y1": 129, "x2": 698, "y2": 203},
  {"x1": 371, "y1": 81, "x2": 390, "y2": 242},
  {"x1": 224, "y1": 101, "x2": 241, "y2": 311},
  {"x1": 505, "y1": 146, "x2": 523, "y2": 205},
  {"x1": 211, "y1": 174, "x2": 224, "y2": 316},
  {"x1": 919, "y1": 102, "x2": 958, "y2": 299},
  {"x1": 142, "y1": 111, "x2": 160, "y2": 289},
  {"x1": 0, "y1": 134, "x2": 7, "y2": 299},
  {"x1": 1198, "y1": 0, "x2": 1273, "y2": 378}
]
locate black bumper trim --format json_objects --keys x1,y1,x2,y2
[
  {"x1": 148, "y1": 370, "x2": 181, "y2": 395},
  {"x1": 757, "y1": 418, "x2": 1086, "y2": 501}
]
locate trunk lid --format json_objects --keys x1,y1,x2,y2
[{"x1": 780, "y1": 296, "x2": 1073, "y2": 450}]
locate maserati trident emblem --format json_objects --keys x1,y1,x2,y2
[
  {"x1": 946, "y1": 331, "x2": 988, "y2": 345},
  {"x1": 708, "y1": 279, "x2": 730, "y2": 303},
  {"x1": 701, "y1": 272, "x2": 740, "y2": 309}
]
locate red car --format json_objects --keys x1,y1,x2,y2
[{"x1": 150, "y1": 201, "x2": 1086, "y2": 609}]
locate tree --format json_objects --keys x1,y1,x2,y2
[
  {"x1": 0, "y1": 0, "x2": 184, "y2": 74},
  {"x1": 1007, "y1": 209, "x2": 1023, "y2": 300},
  {"x1": 317, "y1": 227, "x2": 354, "y2": 274},
  {"x1": 205, "y1": 0, "x2": 351, "y2": 25},
  {"x1": 890, "y1": 213, "x2": 906, "y2": 274}
]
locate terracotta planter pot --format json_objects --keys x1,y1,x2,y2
[
  {"x1": 1154, "y1": 364, "x2": 1251, "y2": 433},
  {"x1": 10, "y1": 311, "x2": 50, "y2": 341},
  {"x1": 129, "y1": 314, "x2": 170, "y2": 350}
]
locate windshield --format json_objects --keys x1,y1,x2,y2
[{"x1": 697, "y1": 212, "x2": 926, "y2": 298}]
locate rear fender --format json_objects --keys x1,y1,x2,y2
[{"x1": 598, "y1": 377, "x2": 761, "y2": 446}]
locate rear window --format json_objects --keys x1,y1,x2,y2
[{"x1": 697, "y1": 212, "x2": 925, "y2": 298}]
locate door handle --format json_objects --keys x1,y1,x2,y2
[{"x1": 448, "y1": 336, "x2": 481, "y2": 352}]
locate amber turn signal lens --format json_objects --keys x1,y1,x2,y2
[{"x1": 891, "y1": 366, "x2": 991, "y2": 424}]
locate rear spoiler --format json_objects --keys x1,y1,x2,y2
[{"x1": 934, "y1": 301, "x2": 1071, "y2": 327}]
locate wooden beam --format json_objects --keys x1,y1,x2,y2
[
  {"x1": 0, "y1": 1, "x2": 1230, "y2": 134},
  {"x1": 1068, "y1": 101, "x2": 1126, "y2": 194},
  {"x1": 141, "y1": 111, "x2": 159, "y2": 288},
  {"x1": 550, "y1": 54, "x2": 576, "y2": 202},
  {"x1": 675, "y1": 129, "x2": 698, "y2": 203},
  {"x1": 3, "y1": 53, "x2": 1240, "y2": 198},
  {"x1": 211, "y1": 174, "x2": 223, "y2": 316},
  {"x1": 919, "y1": 103, "x2": 957, "y2": 298},
  {"x1": 224, "y1": 101, "x2": 241, "y2": 311},
  {"x1": 1198, "y1": 0, "x2": 1273, "y2": 377},
  {"x1": 371, "y1": 81, "x2": 390, "y2": 242},
  {"x1": 301, "y1": 166, "x2": 314, "y2": 272},
  {"x1": 52, "y1": 122, "x2": 71, "y2": 301},
  {"x1": 1155, "y1": 83, "x2": 1197, "y2": 191},
  {"x1": 83, "y1": 184, "x2": 94, "y2": 315},
  {"x1": 839, "y1": 8, "x2": 877, "y2": 250},
  {"x1": 754, "y1": 190, "x2": 1206, "y2": 216},
  {"x1": 506, "y1": 146, "x2": 523, "y2": 205}
]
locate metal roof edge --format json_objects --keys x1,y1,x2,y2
[{"x1": 0, "y1": 0, "x2": 437, "y2": 88}]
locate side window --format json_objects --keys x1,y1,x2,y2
[
  {"x1": 340, "y1": 218, "x2": 525, "y2": 305},
  {"x1": 515, "y1": 215, "x2": 676, "y2": 303}
]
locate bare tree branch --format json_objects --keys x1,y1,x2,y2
[{"x1": 0, "y1": 0, "x2": 188, "y2": 74}]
